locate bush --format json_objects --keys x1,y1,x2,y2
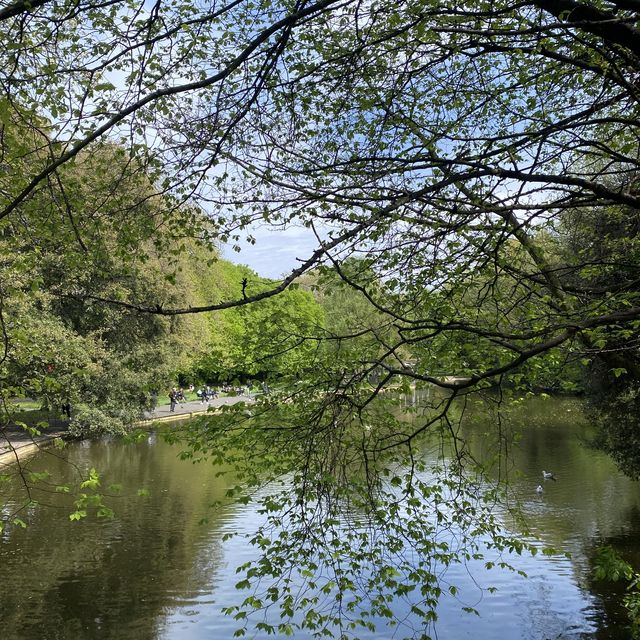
[{"x1": 68, "y1": 404, "x2": 128, "y2": 438}]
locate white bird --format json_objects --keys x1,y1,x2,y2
[
  {"x1": 542, "y1": 470, "x2": 557, "y2": 481},
  {"x1": 536, "y1": 485, "x2": 544, "y2": 494}
]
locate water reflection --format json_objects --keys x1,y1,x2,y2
[
  {"x1": 0, "y1": 397, "x2": 638, "y2": 639},
  {"x1": 0, "y1": 434, "x2": 240, "y2": 640}
]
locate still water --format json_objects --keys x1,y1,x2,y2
[{"x1": 1, "y1": 396, "x2": 639, "y2": 640}]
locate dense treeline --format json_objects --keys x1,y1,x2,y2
[
  {"x1": 2, "y1": 104, "x2": 638, "y2": 467},
  {"x1": 0, "y1": 110, "x2": 398, "y2": 437},
  {"x1": 0, "y1": 116, "x2": 327, "y2": 435}
]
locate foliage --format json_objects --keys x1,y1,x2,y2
[
  {"x1": 593, "y1": 546, "x2": 640, "y2": 638},
  {"x1": 554, "y1": 204, "x2": 640, "y2": 473},
  {"x1": 174, "y1": 391, "x2": 533, "y2": 639},
  {"x1": 68, "y1": 405, "x2": 132, "y2": 439},
  {"x1": 0, "y1": 137, "x2": 182, "y2": 435},
  {"x1": 185, "y1": 259, "x2": 326, "y2": 381},
  {"x1": 2, "y1": 0, "x2": 639, "y2": 399},
  {"x1": 589, "y1": 383, "x2": 640, "y2": 478},
  {"x1": 1, "y1": 0, "x2": 640, "y2": 636},
  {"x1": 223, "y1": 466, "x2": 515, "y2": 639},
  {"x1": 0, "y1": 116, "x2": 323, "y2": 432}
]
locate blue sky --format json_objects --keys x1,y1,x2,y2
[{"x1": 222, "y1": 224, "x2": 320, "y2": 279}]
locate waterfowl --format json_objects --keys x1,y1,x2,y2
[
  {"x1": 542, "y1": 470, "x2": 557, "y2": 481},
  {"x1": 536, "y1": 485, "x2": 544, "y2": 494}
]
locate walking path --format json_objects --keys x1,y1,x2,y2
[
  {"x1": 139, "y1": 394, "x2": 253, "y2": 424},
  {"x1": 0, "y1": 423, "x2": 68, "y2": 470},
  {"x1": 0, "y1": 394, "x2": 253, "y2": 469}
]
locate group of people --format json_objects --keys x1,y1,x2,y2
[
  {"x1": 197, "y1": 386, "x2": 219, "y2": 403},
  {"x1": 167, "y1": 386, "x2": 218, "y2": 412},
  {"x1": 167, "y1": 381, "x2": 271, "y2": 412}
]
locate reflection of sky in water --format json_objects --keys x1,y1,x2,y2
[
  {"x1": 430, "y1": 544, "x2": 599, "y2": 640},
  {"x1": 161, "y1": 496, "x2": 600, "y2": 640},
  {"x1": 1, "y1": 398, "x2": 639, "y2": 640},
  {"x1": 161, "y1": 399, "x2": 639, "y2": 640}
]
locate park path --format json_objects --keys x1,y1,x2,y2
[
  {"x1": 140, "y1": 393, "x2": 253, "y2": 423},
  {"x1": 0, "y1": 394, "x2": 253, "y2": 469}
]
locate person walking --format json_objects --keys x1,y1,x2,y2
[{"x1": 169, "y1": 387, "x2": 178, "y2": 412}]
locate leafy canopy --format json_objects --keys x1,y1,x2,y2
[{"x1": 1, "y1": 0, "x2": 640, "y2": 637}]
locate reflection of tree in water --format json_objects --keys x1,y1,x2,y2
[
  {"x1": 2, "y1": 398, "x2": 640, "y2": 639},
  {"x1": 585, "y1": 505, "x2": 640, "y2": 640},
  {"x1": 0, "y1": 436, "x2": 234, "y2": 640},
  {"x1": 398, "y1": 392, "x2": 640, "y2": 640}
]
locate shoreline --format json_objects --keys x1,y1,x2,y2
[{"x1": 0, "y1": 394, "x2": 253, "y2": 470}]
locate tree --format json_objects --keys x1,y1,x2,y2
[
  {"x1": 1, "y1": 0, "x2": 636, "y2": 384},
  {"x1": 555, "y1": 200, "x2": 640, "y2": 475},
  {"x1": 2, "y1": 0, "x2": 640, "y2": 637},
  {"x1": 0, "y1": 119, "x2": 215, "y2": 435}
]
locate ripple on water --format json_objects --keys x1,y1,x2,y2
[{"x1": 1, "y1": 411, "x2": 640, "y2": 640}]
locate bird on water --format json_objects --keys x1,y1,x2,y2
[{"x1": 542, "y1": 470, "x2": 557, "y2": 481}]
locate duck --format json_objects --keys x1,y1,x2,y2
[
  {"x1": 536, "y1": 485, "x2": 544, "y2": 494},
  {"x1": 542, "y1": 470, "x2": 557, "y2": 481}
]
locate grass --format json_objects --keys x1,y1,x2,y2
[{"x1": 8, "y1": 398, "x2": 42, "y2": 411}]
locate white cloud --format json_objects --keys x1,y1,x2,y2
[{"x1": 222, "y1": 225, "x2": 321, "y2": 279}]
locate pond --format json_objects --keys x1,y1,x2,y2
[{"x1": 0, "y1": 396, "x2": 639, "y2": 640}]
